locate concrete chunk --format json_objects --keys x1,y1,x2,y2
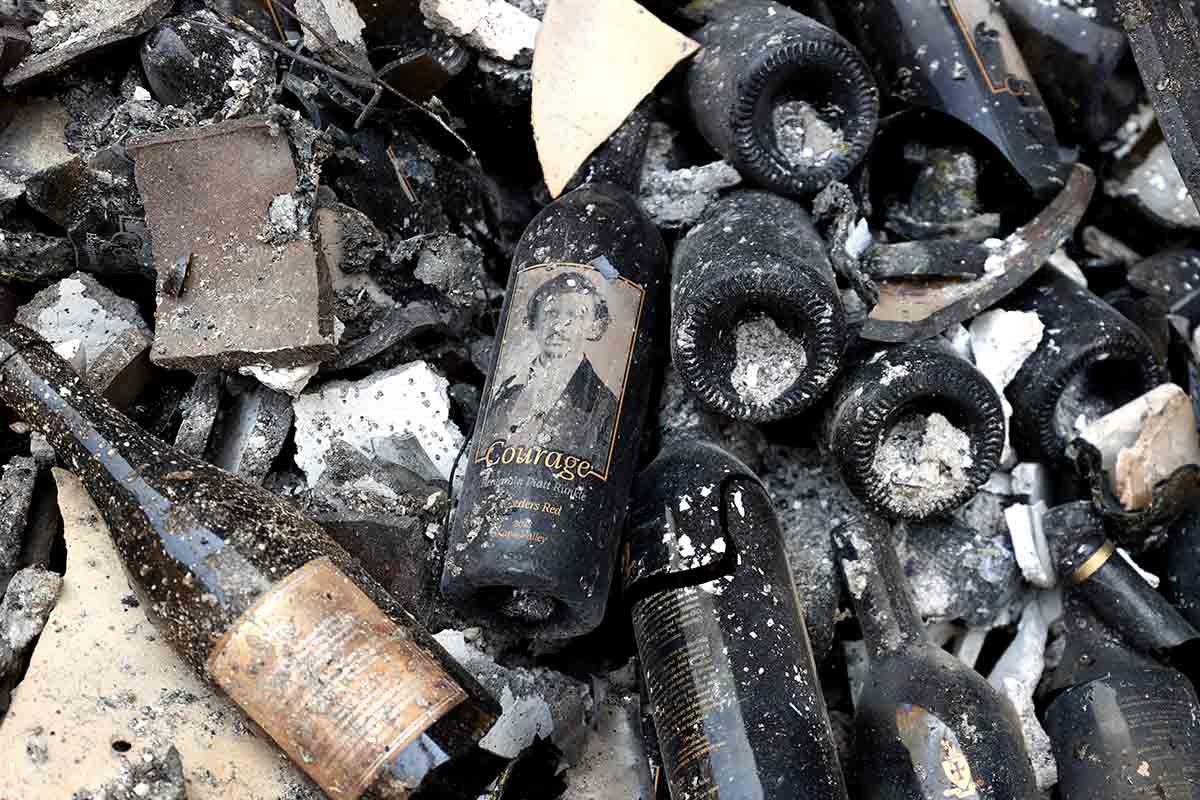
[
  {"x1": 434, "y1": 629, "x2": 592, "y2": 760},
  {"x1": 212, "y1": 381, "x2": 293, "y2": 484},
  {"x1": 0, "y1": 566, "x2": 61, "y2": 680},
  {"x1": 0, "y1": 456, "x2": 38, "y2": 594},
  {"x1": 83, "y1": 326, "x2": 152, "y2": 409},
  {"x1": 5, "y1": 0, "x2": 174, "y2": 91},
  {"x1": 173, "y1": 373, "x2": 221, "y2": 457},
  {"x1": 16, "y1": 272, "x2": 150, "y2": 372},
  {"x1": 130, "y1": 117, "x2": 336, "y2": 371},
  {"x1": 420, "y1": 0, "x2": 539, "y2": 64},
  {"x1": 293, "y1": 360, "x2": 464, "y2": 486},
  {"x1": 0, "y1": 96, "x2": 73, "y2": 207}
]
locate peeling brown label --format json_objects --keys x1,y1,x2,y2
[
  {"x1": 207, "y1": 557, "x2": 466, "y2": 800},
  {"x1": 946, "y1": 0, "x2": 1036, "y2": 96}
]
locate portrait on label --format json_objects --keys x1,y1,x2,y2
[{"x1": 482, "y1": 263, "x2": 643, "y2": 476}]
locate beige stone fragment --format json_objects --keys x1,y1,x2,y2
[
  {"x1": 1081, "y1": 383, "x2": 1200, "y2": 510},
  {"x1": 532, "y1": 0, "x2": 699, "y2": 197},
  {"x1": 0, "y1": 469, "x2": 316, "y2": 800}
]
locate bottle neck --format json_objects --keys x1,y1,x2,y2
[{"x1": 835, "y1": 515, "x2": 926, "y2": 659}]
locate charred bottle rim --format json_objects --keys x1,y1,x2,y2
[
  {"x1": 1011, "y1": 341, "x2": 1164, "y2": 465},
  {"x1": 828, "y1": 345, "x2": 1004, "y2": 520},
  {"x1": 733, "y1": 32, "x2": 878, "y2": 195},
  {"x1": 687, "y1": 6, "x2": 879, "y2": 197},
  {"x1": 672, "y1": 265, "x2": 847, "y2": 423}
]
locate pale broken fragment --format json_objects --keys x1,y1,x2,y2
[
  {"x1": 1080, "y1": 383, "x2": 1200, "y2": 510},
  {"x1": 562, "y1": 669, "x2": 654, "y2": 799},
  {"x1": 435, "y1": 629, "x2": 592, "y2": 761},
  {"x1": 130, "y1": 117, "x2": 337, "y2": 371},
  {"x1": 988, "y1": 600, "x2": 1057, "y2": 791},
  {"x1": 294, "y1": 0, "x2": 371, "y2": 72},
  {"x1": 420, "y1": 0, "x2": 540, "y2": 63},
  {"x1": 0, "y1": 469, "x2": 316, "y2": 799},
  {"x1": 0, "y1": 96, "x2": 74, "y2": 208},
  {"x1": 0, "y1": 566, "x2": 61, "y2": 679},
  {"x1": 638, "y1": 121, "x2": 741, "y2": 228},
  {"x1": 1004, "y1": 501, "x2": 1056, "y2": 589},
  {"x1": 293, "y1": 360, "x2": 464, "y2": 486},
  {"x1": 969, "y1": 309, "x2": 1045, "y2": 467},
  {"x1": 4, "y1": 0, "x2": 174, "y2": 91},
  {"x1": 532, "y1": 0, "x2": 698, "y2": 197},
  {"x1": 211, "y1": 381, "x2": 294, "y2": 485}
]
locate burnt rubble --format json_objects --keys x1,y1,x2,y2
[{"x1": 0, "y1": 0, "x2": 1198, "y2": 798}]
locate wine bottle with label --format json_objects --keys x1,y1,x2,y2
[
  {"x1": 625, "y1": 440, "x2": 848, "y2": 800},
  {"x1": 837, "y1": 0, "x2": 1069, "y2": 196},
  {"x1": 0, "y1": 324, "x2": 503, "y2": 800},
  {"x1": 835, "y1": 514, "x2": 1038, "y2": 799},
  {"x1": 441, "y1": 179, "x2": 668, "y2": 639}
]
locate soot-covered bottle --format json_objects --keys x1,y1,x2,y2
[
  {"x1": 1040, "y1": 592, "x2": 1200, "y2": 799},
  {"x1": 685, "y1": 0, "x2": 879, "y2": 196},
  {"x1": 671, "y1": 189, "x2": 847, "y2": 423},
  {"x1": 441, "y1": 181, "x2": 668, "y2": 639},
  {"x1": 837, "y1": 0, "x2": 1068, "y2": 196},
  {"x1": 835, "y1": 514, "x2": 1038, "y2": 799},
  {"x1": 0, "y1": 324, "x2": 502, "y2": 800},
  {"x1": 824, "y1": 342, "x2": 1005, "y2": 520},
  {"x1": 624, "y1": 440, "x2": 848, "y2": 800},
  {"x1": 1001, "y1": 269, "x2": 1167, "y2": 465}
]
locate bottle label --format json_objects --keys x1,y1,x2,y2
[
  {"x1": 475, "y1": 260, "x2": 645, "y2": 486},
  {"x1": 945, "y1": 0, "x2": 1037, "y2": 96},
  {"x1": 895, "y1": 704, "x2": 979, "y2": 799},
  {"x1": 632, "y1": 586, "x2": 758, "y2": 796},
  {"x1": 206, "y1": 557, "x2": 466, "y2": 800}
]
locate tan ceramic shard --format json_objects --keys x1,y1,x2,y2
[
  {"x1": 0, "y1": 469, "x2": 316, "y2": 800},
  {"x1": 1080, "y1": 383, "x2": 1200, "y2": 510},
  {"x1": 532, "y1": 0, "x2": 699, "y2": 197}
]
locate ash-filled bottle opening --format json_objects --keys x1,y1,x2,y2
[
  {"x1": 493, "y1": 587, "x2": 560, "y2": 624},
  {"x1": 1052, "y1": 356, "x2": 1148, "y2": 443},
  {"x1": 870, "y1": 401, "x2": 976, "y2": 519},
  {"x1": 730, "y1": 311, "x2": 809, "y2": 408},
  {"x1": 753, "y1": 63, "x2": 869, "y2": 179}
]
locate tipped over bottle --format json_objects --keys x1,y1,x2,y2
[
  {"x1": 0, "y1": 323, "x2": 503, "y2": 800},
  {"x1": 625, "y1": 440, "x2": 848, "y2": 800},
  {"x1": 834, "y1": 514, "x2": 1038, "y2": 799}
]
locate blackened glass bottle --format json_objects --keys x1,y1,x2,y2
[
  {"x1": 1042, "y1": 501, "x2": 1200, "y2": 658},
  {"x1": 686, "y1": 1, "x2": 879, "y2": 196},
  {"x1": 0, "y1": 324, "x2": 503, "y2": 800},
  {"x1": 671, "y1": 189, "x2": 847, "y2": 422},
  {"x1": 834, "y1": 514, "x2": 1038, "y2": 799},
  {"x1": 838, "y1": 0, "x2": 1068, "y2": 196},
  {"x1": 1002, "y1": 269, "x2": 1167, "y2": 465},
  {"x1": 442, "y1": 182, "x2": 668, "y2": 639},
  {"x1": 824, "y1": 342, "x2": 1004, "y2": 520},
  {"x1": 1041, "y1": 595, "x2": 1200, "y2": 800},
  {"x1": 1163, "y1": 511, "x2": 1200, "y2": 630},
  {"x1": 624, "y1": 441, "x2": 848, "y2": 800}
]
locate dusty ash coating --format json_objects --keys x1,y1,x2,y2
[{"x1": 871, "y1": 412, "x2": 973, "y2": 520}]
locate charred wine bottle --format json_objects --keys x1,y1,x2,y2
[
  {"x1": 824, "y1": 342, "x2": 1004, "y2": 520},
  {"x1": 1002, "y1": 269, "x2": 1167, "y2": 465},
  {"x1": 1041, "y1": 595, "x2": 1200, "y2": 799},
  {"x1": 1001, "y1": 0, "x2": 1137, "y2": 145},
  {"x1": 838, "y1": 0, "x2": 1068, "y2": 196},
  {"x1": 442, "y1": 182, "x2": 667, "y2": 639},
  {"x1": 686, "y1": 0, "x2": 879, "y2": 196},
  {"x1": 1164, "y1": 511, "x2": 1200, "y2": 630},
  {"x1": 835, "y1": 514, "x2": 1038, "y2": 799},
  {"x1": 671, "y1": 189, "x2": 848, "y2": 422},
  {"x1": 0, "y1": 324, "x2": 502, "y2": 800},
  {"x1": 1043, "y1": 501, "x2": 1200, "y2": 659},
  {"x1": 624, "y1": 441, "x2": 848, "y2": 800}
]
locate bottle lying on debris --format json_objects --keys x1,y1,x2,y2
[
  {"x1": 824, "y1": 342, "x2": 1004, "y2": 520},
  {"x1": 1043, "y1": 501, "x2": 1200, "y2": 663},
  {"x1": 441, "y1": 180, "x2": 668, "y2": 639},
  {"x1": 1002, "y1": 270, "x2": 1167, "y2": 465},
  {"x1": 0, "y1": 324, "x2": 505, "y2": 800},
  {"x1": 834, "y1": 514, "x2": 1038, "y2": 799},
  {"x1": 837, "y1": 0, "x2": 1068, "y2": 196},
  {"x1": 1041, "y1": 597, "x2": 1200, "y2": 800},
  {"x1": 670, "y1": 189, "x2": 848, "y2": 422},
  {"x1": 685, "y1": 0, "x2": 879, "y2": 197},
  {"x1": 625, "y1": 441, "x2": 848, "y2": 800}
]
